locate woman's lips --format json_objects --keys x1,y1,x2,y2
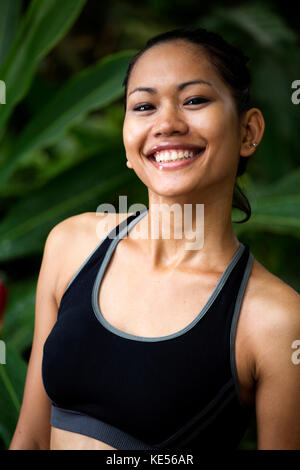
[{"x1": 147, "y1": 148, "x2": 205, "y2": 170}]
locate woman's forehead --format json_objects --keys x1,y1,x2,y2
[{"x1": 128, "y1": 41, "x2": 223, "y2": 95}]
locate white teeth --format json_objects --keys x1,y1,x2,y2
[{"x1": 153, "y1": 149, "x2": 201, "y2": 163}]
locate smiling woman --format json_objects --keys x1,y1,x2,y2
[{"x1": 10, "y1": 28, "x2": 300, "y2": 451}]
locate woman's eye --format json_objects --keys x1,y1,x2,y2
[
  {"x1": 133, "y1": 103, "x2": 154, "y2": 112},
  {"x1": 184, "y1": 97, "x2": 209, "y2": 105}
]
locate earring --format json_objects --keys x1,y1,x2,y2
[
  {"x1": 248, "y1": 141, "x2": 258, "y2": 148},
  {"x1": 126, "y1": 160, "x2": 133, "y2": 169}
]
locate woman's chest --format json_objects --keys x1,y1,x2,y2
[
  {"x1": 96, "y1": 246, "x2": 257, "y2": 408},
  {"x1": 98, "y1": 250, "x2": 230, "y2": 338}
]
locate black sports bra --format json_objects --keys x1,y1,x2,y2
[{"x1": 42, "y1": 209, "x2": 255, "y2": 450}]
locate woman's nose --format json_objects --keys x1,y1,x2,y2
[{"x1": 152, "y1": 106, "x2": 188, "y2": 136}]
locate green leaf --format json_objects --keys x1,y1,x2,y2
[
  {"x1": 0, "y1": 143, "x2": 137, "y2": 261},
  {"x1": 234, "y1": 170, "x2": 300, "y2": 238},
  {"x1": 0, "y1": 0, "x2": 87, "y2": 137},
  {"x1": 0, "y1": 50, "x2": 135, "y2": 186},
  {"x1": 249, "y1": 194, "x2": 300, "y2": 236},
  {"x1": 0, "y1": 345, "x2": 27, "y2": 448},
  {"x1": 1, "y1": 279, "x2": 36, "y2": 354},
  {"x1": 207, "y1": 3, "x2": 298, "y2": 49},
  {"x1": 0, "y1": 0, "x2": 22, "y2": 68},
  {"x1": 252, "y1": 168, "x2": 300, "y2": 197}
]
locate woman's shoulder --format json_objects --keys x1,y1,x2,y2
[
  {"x1": 50, "y1": 211, "x2": 133, "y2": 306},
  {"x1": 247, "y1": 257, "x2": 300, "y2": 322},
  {"x1": 243, "y1": 256, "x2": 300, "y2": 379},
  {"x1": 50, "y1": 210, "x2": 135, "y2": 262},
  {"x1": 50, "y1": 211, "x2": 134, "y2": 240}
]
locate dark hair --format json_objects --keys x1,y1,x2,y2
[{"x1": 122, "y1": 27, "x2": 254, "y2": 223}]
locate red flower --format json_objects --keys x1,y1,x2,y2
[{"x1": 0, "y1": 278, "x2": 8, "y2": 329}]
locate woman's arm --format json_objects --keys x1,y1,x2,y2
[
  {"x1": 9, "y1": 220, "x2": 71, "y2": 450},
  {"x1": 8, "y1": 212, "x2": 121, "y2": 449},
  {"x1": 252, "y1": 284, "x2": 300, "y2": 450}
]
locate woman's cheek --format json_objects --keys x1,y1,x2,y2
[
  {"x1": 193, "y1": 107, "x2": 231, "y2": 141},
  {"x1": 123, "y1": 118, "x2": 144, "y2": 153}
]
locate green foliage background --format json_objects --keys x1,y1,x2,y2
[{"x1": 0, "y1": 0, "x2": 299, "y2": 450}]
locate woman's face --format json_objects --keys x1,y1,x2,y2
[{"x1": 123, "y1": 40, "x2": 243, "y2": 198}]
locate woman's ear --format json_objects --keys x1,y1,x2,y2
[
  {"x1": 126, "y1": 160, "x2": 133, "y2": 169},
  {"x1": 240, "y1": 108, "x2": 265, "y2": 158}
]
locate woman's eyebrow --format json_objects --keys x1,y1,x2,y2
[{"x1": 128, "y1": 79, "x2": 214, "y2": 97}]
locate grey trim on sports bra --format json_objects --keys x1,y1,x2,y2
[
  {"x1": 50, "y1": 377, "x2": 239, "y2": 450},
  {"x1": 230, "y1": 251, "x2": 255, "y2": 409},
  {"x1": 51, "y1": 405, "x2": 154, "y2": 450},
  {"x1": 91, "y1": 208, "x2": 246, "y2": 343}
]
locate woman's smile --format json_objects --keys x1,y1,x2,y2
[
  {"x1": 144, "y1": 141, "x2": 206, "y2": 170},
  {"x1": 146, "y1": 147, "x2": 206, "y2": 170}
]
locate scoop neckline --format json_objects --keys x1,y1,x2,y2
[{"x1": 91, "y1": 209, "x2": 245, "y2": 342}]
